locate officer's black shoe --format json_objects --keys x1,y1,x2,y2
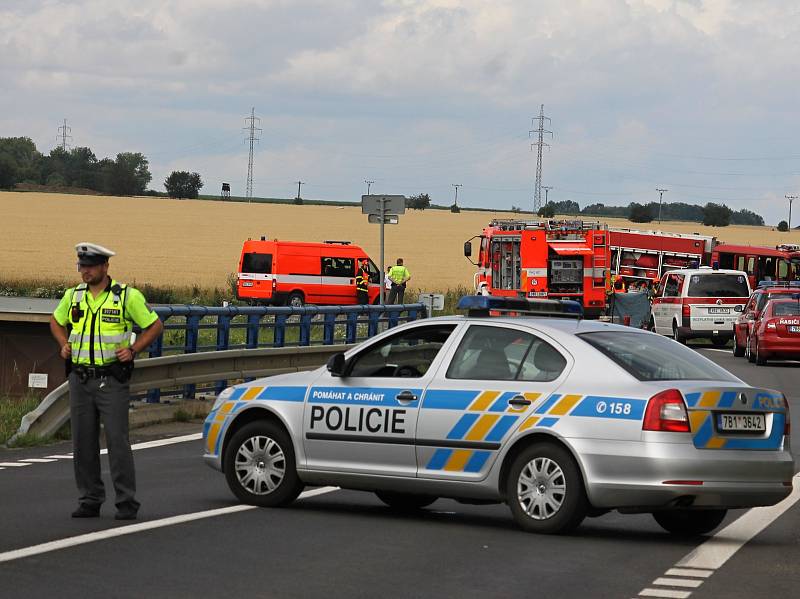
[
  {"x1": 71, "y1": 504, "x2": 100, "y2": 518},
  {"x1": 114, "y1": 508, "x2": 138, "y2": 521}
]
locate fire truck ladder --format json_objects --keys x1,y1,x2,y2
[{"x1": 592, "y1": 231, "x2": 608, "y2": 288}]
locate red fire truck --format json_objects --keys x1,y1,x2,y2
[
  {"x1": 711, "y1": 243, "x2": 800, "y2": 289},
  {"x1": 608, "y1": 229, "x2": 716, "y2": 287},
  {"x1": 464, "y1": 220, "x2": 610, "y2": 318}
]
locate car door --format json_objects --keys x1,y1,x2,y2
[
  {"x1": 303, "y1": 322, "x2": 461, "y2": 477},
  {"x1": 652, "y1": 274, "x2": 670, "y2": 333},
  {"x1": 416, "y1": 323, "x2": 571, "y2": 481}
]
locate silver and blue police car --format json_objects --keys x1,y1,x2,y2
[{"x1": 203, "y1": 296, "x2": 794, "y2": 535}]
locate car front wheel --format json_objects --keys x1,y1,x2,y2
[
  {"x1": 653, "y1": 509, "x2": 727, "y2": 536},
  {"x1": 506, "y1": 443, "x2": 587, "y2": 534},
  {"x1": 223, "y1": 421, "x2": 304, "y2": 507},
  {"x1": 673, "y1": 323, "x2": 686, "y2": 345}
]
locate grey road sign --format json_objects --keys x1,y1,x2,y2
[
  {"x1": 361, "y1": 195, "x2": 406, "y2": 216},
  {"x1": 418, "y1": 293, "x2": 445, "y2": 312},
  {"x1": 368, "y1": 214, "x2": 399, "y2": 225}
]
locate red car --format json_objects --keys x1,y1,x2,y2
[
  {"x1": 747, "y1": 297, "x2": 800, "y2": 365},
  {"x1": 733, "y1": 286, "x2": 799, "y2": 357}
]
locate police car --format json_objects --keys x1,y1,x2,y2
[{"x1": 203, "y1": 296, "x2": 794, "y2": 535}]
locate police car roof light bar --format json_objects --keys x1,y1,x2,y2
[{"x1": 456, "y1": 295, "x2": 583, "y2": 319}]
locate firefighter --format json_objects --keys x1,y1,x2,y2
[
  {"x1": 387, "y1": 258, "x2": 411, "y2": 304},
  {"x1": 612, "y1": 275, "x2": 627, "y2": 293},
  {"x1": 355, "y1": 259, "x2": 370, "y2": 305},
  {"x1": 49, "y1": 242, "x2": 164, "y2": 520}
]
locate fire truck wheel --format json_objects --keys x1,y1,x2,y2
[
  {"x1": 287, "y1": 292, "x2": 304, "y2": 308},
  {"x1": 672, "y1": 322, "x2": 686, "y2": 345}
]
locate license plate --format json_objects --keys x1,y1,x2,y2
[
  {"x1": 790, "y1": 326, "x2": 800, "y2": 333},
  {"x1": 242, "y1": 282, "x2": 254, "y2": 287},
  {"x1": 717, "y1": 413, "x2": 766, "y2": 433},
  {"x1": 708, "y1": 307, "x2": 730, "y2": 314}
]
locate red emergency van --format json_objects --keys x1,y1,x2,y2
[{"x1": 236, "y1": 239, "x2": 381, "y2": 306}]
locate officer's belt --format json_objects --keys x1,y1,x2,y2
[{"x1": 72, "y1": 364, "x2": 113, "y2": 378}]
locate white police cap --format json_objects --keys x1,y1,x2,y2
[{"x1": 75, "y1": 242, "x2": 115, "y2": 266}]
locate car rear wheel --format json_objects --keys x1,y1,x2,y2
[
  {"x1": 223, "y1": 421, "x2": 304, "y2": 507},
  {"x1": 673, "y1": 323, "x2": 686, "y2": 345},
  {"x1": 287, "y1": 292, "x2": 304, "y2": 308},
  {"x1": 652, "y1": 509, "x2": 727, "y2": 536},
  {"x1": 746, "y1": 337, "x2": 756, "y2": 363},
  {"x1": 755, "y1": 341, "x2": 767, "y2": 366},
  {"x1": 732, "y1": 331, "x2": 745, "y2": 357},
  {"x1": 375, "y1": 491, "x2": 437, "y2": 510},
  {"x1": 506, "y1": 442, "x2": 587, "y2": 534}
]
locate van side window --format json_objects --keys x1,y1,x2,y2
[
  {"x1": 322, "y1": 257, "x2": 355, "y2": 277},
  {"x1": 664, "y1": 274, "x2": 681, "y2": 297},
  {"x1": 242, "y1": 252, "x2": 272, "y2": 274}
]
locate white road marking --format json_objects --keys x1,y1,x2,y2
[
  {"x1": 0, "y1": 486, "x2": 338, "y2": 564},
  {"x1": 0, "y1": 462, "x2": 31, "y2": 467},
  {"x1": 45, "y1": 455, "x2": 74, "y2": 459},
  {"x1": 698, "y1": 348, "x2": 730, "y2": 354},
  {"x1": 19, "y1": 458, "x2": 58, "y2": 463},
  {"x1": 637, "y1": 472, "x2": 800, "y2": 598}
]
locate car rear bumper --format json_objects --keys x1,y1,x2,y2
[
  {"x1": 678, "y1": 326, "x2": 734, "y2": 339},
  {"x1": 758, "y1": 337, "x2": 800, "y2": 356},
  {"x1": 574, "y1": 438, "x2": 795, "y2": 510}
]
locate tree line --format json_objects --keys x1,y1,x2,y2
[{"x1": 538, "y1": 199, "x2": 765, "y2": 227}]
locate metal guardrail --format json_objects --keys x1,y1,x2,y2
[{"x1": 12, "y1": 344, "x2": 355, "y2": 443}]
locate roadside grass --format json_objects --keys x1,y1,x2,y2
[{"x1": 0, "y1": 393, "x2": 72, "y2": 447}]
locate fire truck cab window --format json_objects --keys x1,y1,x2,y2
[
  {"x1": 446, "y1": 325, "x2": 566, "y2": 382},
  {"x1": 241, "y1": 252, "x2": 272, "y2": 274},
  {"x1": 322, "y1": 257, "x2": 354, "y2": 277}
]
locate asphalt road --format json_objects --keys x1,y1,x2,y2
[{"x1": 0, "y1": 346, "x2": 798, "y2": 599}]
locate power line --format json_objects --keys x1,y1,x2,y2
[
  {"x1": 529, "y1": 105, "x2": 552, "y2": 213},
  {"x1": 242, "y1": 107, "x2": 262, "y2": 201},
  {"x1": 656, "y1": 188, "x2": 669, "y2": 224},
  {"x1": 295, "y1": 180, "x2": 305, "y2": 200},
  {"x1": 542, "y1": 186, "x2": 553, "y2": 207},
  {"x1": 56, "y1": 118, "x2": 72, "y2": 150},
  {"x1": 365, "y1": 179, "x2": 374, "y2": 195},
  {"x1": 452, "y1": 183, "x2": 462, "y2": 207}
]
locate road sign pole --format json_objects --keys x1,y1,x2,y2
[{"x1": 379, "y1": 197, "x2": 386, "y2": 304}]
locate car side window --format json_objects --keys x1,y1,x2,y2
[
  {"x1": 446, "y1": 325, "x2": 566, "y2": 382},
  {"x1": 347, "y1": 325, "x2": 456, "y2": 378}
]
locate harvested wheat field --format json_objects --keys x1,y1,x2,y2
[{"x1": 0, "y1": 191, "x2": 796, "y2": 292}]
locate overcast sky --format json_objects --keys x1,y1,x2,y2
[{"x1": 2, "y1": 0, "x2": 799, "y2": 224}]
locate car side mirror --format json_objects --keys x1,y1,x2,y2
[
  {"x1": 326, "y1": 353, "x2": 346, "y2": 377},
  {"x1": 734, "y1": 305, "x2": 743, "y2": 313}
]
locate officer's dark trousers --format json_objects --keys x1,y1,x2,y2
[
  {"x1": 68, "y1": 371, "x2": 139, "y2": 511},
  {"x1": 387, "y1": 283, "x2": 405, "y2": 304}
]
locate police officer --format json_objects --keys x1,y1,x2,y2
[
  {"x1": 387, "y1": 258, "x2": 411, "y2": 304},
  {"x1": 49, "y1": 243, "x2": 164, "y2": 520},
  {"x1": 355, "y1": 259, "x2": 370, "y2": 305}
]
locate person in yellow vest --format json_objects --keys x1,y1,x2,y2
[
  {"x1": 355, "y1": 259, "x2": 370, "y2": 305},
  {"x1": 387, "y1": 258, "x2": 411, "y2": 304},
  {"x1": 49, "y1": 242, "x2": 163, "y2": 520}
]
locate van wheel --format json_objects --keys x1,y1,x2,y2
[
  {"x1": 506, "y1": 442, "x2": 587, "y2": 534},
  {"x1": 653, "y1": 509, "x2": 727, "y2": 536},
  {"x1": 672, "y1": 323, "x2": 686, "y2": 344},
  {"x1": 287, "y1": 292, "x2": 304, "y2": 308}
]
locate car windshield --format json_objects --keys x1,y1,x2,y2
[
  {"x1": 687, "y1": 273, "x2": 749, "y2": 297},
  {"x1": 771, "y1": 301, "x2": 800, "y2": 316},
  {"x1": 577, "y1": 331, "x2": 740, "y2": 382}
]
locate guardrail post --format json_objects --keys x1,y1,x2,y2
[
  {"x1": 146, "y1": 315, "x2": 166, "y2": 403},
  {"x1": 215, "y1": 315, "x2": 231, "y2": 394},
  {"x1": 345, "y1": 311, "x2": 358, "y2": 343},
  {"x1": 246, "y1": 314, "x2": 261, "y2": 349},
  {"x1": 183, "y1": 314, "x2": 201, "y2": 398},
  {"x1": 299, "y1": 312, "x2": 312, "y2": 346},
  {"x1": 368, "y1": 308, "x2": 380, "y2": 338},
  {"x1": 323, "y1": 312, "x2": 336, "y2": 345},
  {"x1": 387, "y1": 308, "x2": 399, "y2": 329},
  {"x1": 274, "y1": 314, "x2": 286, "y2": 347}
]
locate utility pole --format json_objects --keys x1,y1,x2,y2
[
  {"x1": 365, "y1": 180, "x2": 374, "y2": 195},
  {"x1": 452, "y1": 183, "x2": 462, "y2": 207},
  {"x1": 656, "y1": 188, "x2": 669, "y2": 224},
  {"x1": 542, "y1": 186, "x2": 553, "y2": 208},
  {"x1": 787, "y1": 194, "x2": 798, "y2": 231},
  {"x1": 295, "y1": 180, "x2": 305, "y2": 200},
  {"x1": 56, "y1": 119, "x2": 72, "y2": 150},
  {"x1": 529, "y1": 104, "x2": 552, "y2": 214},
  {"x1": 242, "y1": 107, "x2": 262, "y2": 202}
]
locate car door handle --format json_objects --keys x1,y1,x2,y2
[
  {"x1": 508, "y1": 395, "x2": 531, "y2": 407},
  {"x1": 396, "y1": 390, "x2": 418, "y2": 402}
]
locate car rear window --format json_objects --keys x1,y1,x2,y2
[
  {"x1": 242, "y1": 252, "x2": 272, "y2": 274},
  {"x1": 577, "y1": 331, "x2": 739, "y2": 382},
  {"x1": 687, "y1": 273, "x2": 749, "y2": 297},
  {"x1": 772, "y1": 301, "x2": 800, "y2": 316}
]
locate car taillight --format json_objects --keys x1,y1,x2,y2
[
  {"x1": 272, "y1": 279, "x2": 277, "y2": 291},
  {"x1": 643, "y1": 389, "x2": 690, "y2": 432},
  {"x1": 682, "y1": 304, "x2": 691, "y2": 317}
]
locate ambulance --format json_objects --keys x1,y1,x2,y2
[{"x1": 236, "y1": 238, "x2": 381, "y2": 306}]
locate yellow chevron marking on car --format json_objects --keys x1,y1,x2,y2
[
  {"x1": 465, "y1": 414, "x2": 501, "y2": 440},
  {"x1": 444, "y1": 449, "x2": 473, "y2": 471},
  {"x1": 206, "y1": 423, "x2": 221, "y2": 453},
  {"x1": 549, "y1": 394, "x2": 583, "y2": 416},
  {"x1": 519, "y1": 416, "x2": 541, "y2": 432},
  {"x1": 469, "y1": 390, "x2": 502, "y2": 411},
  {"x1": 698, "y1": 391, "x2": 721, "y2": 408},
  {"x1": 241, "y1": 386, "x2": 264, "y2": 401},
  {"x1": 689, "y1": 411, "x2": 708, "y2": 433},
  {"x1": 706, "y1": 436, "x2": 727, "y2": 449}
]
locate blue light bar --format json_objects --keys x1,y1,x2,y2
[{"x1": 457, "y1": 295, "x2": 583, "y2": 318}]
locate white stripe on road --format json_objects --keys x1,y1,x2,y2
[
  {"x1": 664, "y1": 568, "x2": 712, "y2": 578},
  {"x1": 652, "y1": 578, "x2": 703, "y2": 588},
  {"x1": 0, "y1": 486, "x2": 338, "y2": 564},
  {"x1": 639, "y1": 589, "x2": 691, "y2": 598},
  {"x1": 19, "y1": 458, "x2": 58, "y2": 463},
  {"x1": 45, "y1": 455, "x2": 74, "y2": 459},
  {"x1": 0, "y1": 462, "x2": 31, "y2": 467},
  {"x1": 99, "y1": 433, "x2": 202, "y2": 455}
]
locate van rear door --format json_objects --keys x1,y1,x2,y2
[
  {"x1": 685, "y1": 272, "x2": 750, "y2": 333},
  {"x1": 238, "y1": 250, "x2": 273, "y2": 301}
]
